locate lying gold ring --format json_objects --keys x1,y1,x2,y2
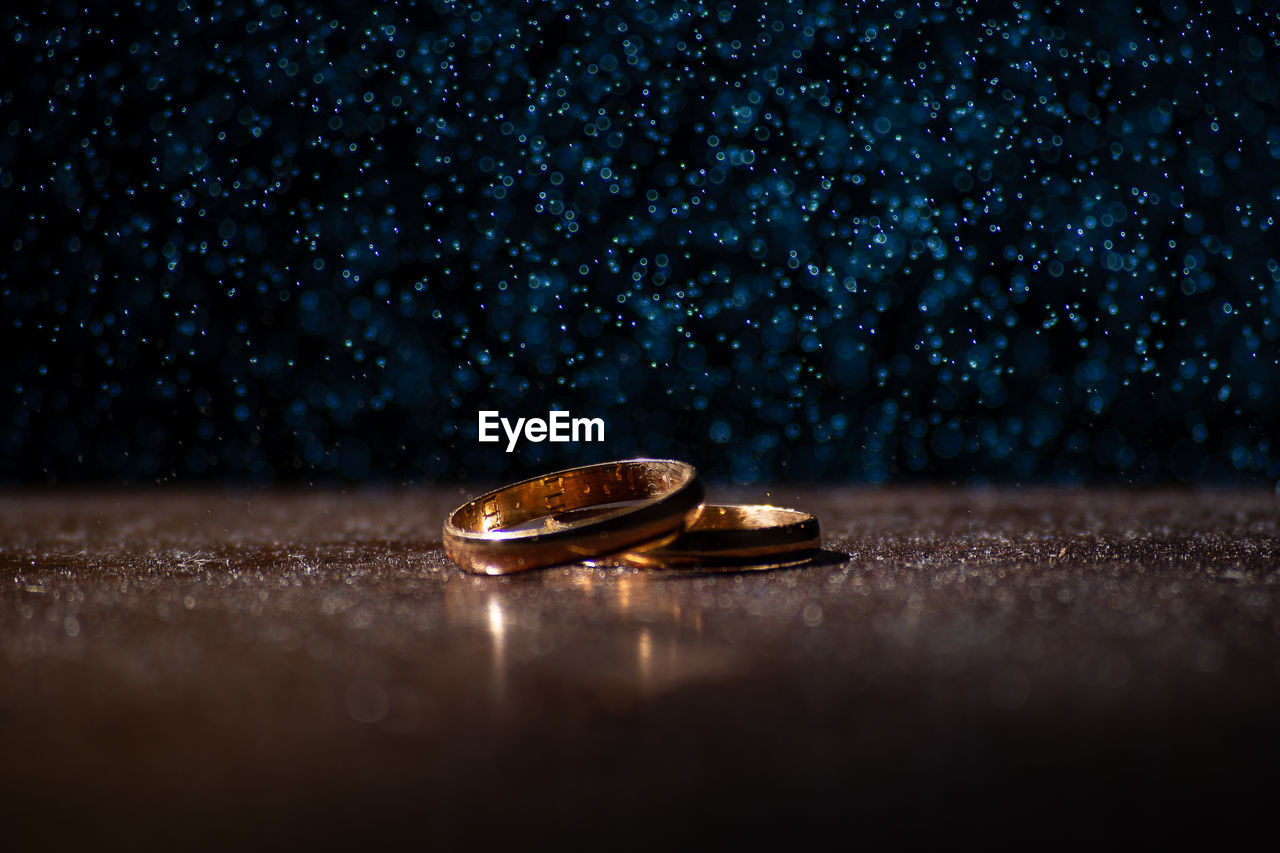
[
  {"x1": 550, "y1": 503, "x2": 820, "y2": 570},
  {"x1": 443, "y1": 459, "x2": 705, "y2": 575}
]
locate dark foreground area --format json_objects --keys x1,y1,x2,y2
[{"x1": 2, "y1": 487, "x2": 1278, "y2": 845}]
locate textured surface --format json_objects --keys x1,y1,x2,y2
[{"x1": 2, "y1": 487, "x2": 1279, "y2": 843}]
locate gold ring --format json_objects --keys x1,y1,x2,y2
[
  {"x1": 443, "y1": 459, "x2": 705, "y2": 575},
  {"x1": 550, "y1": 503, "x2": 820, "y2": 570}
]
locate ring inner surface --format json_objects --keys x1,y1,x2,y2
[
  {"x1": 687, "y1": 505, "x2": 808, "y2": 530},
  {"x1": 656, "y1": 505, "x2": 816, "y2": 552},
  {"x1": 451, "y1": 460, "x2": 692, "y2": 535}
]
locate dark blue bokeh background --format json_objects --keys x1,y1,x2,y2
[{"x1": 3, "y1": 1, "x2": 1278, "y2": 484}]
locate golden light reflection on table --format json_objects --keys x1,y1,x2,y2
[
  {"x1": 443, "y1": 567, "x2": 744, "y2": 709},
  {"x1": 486, "y1": 594, "x2": 508, "y2": 703}
]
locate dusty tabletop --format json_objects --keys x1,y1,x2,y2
[{"x1": 2, "y1": 487, "x2": 1278, "y2": 844}]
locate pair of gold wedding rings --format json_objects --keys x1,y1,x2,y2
[{"x1": 443, "y1": 458, "x2": 820, "y2": 575}]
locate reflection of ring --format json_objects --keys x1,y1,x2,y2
[
  {"x1": 443, "y1": 459, "x2": 705, "y2": 575},
  {"x1": 550, "y1": 504, "x2": 820, "y2": 570}
]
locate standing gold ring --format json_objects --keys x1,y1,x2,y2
[{"x1": 443, "y1": 458, "x2": 705, "y2": 575}]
